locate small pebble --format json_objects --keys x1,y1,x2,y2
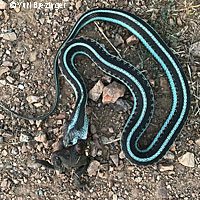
[
  {"x1": 20, "y1": 133, "x2": 33, "y2": 142},
  {"x1": 177, "y1": 17, "x2": 182, "y2": 26},
  {"x1": 159, "y1": 164, "x2": 174, "y2": 172},
  {"x1": 0, "y1": 0, "x2": 7, "y2": 10},
  {"x1": 34, "y1": 102, "x2": 43, "y2": 108},
  {"x1": 113, "y1": 194, "x2": 118, "y2": 200},
  {"x1": 34, "y1": 132, "x2": 47, "y2": 143},
  {"x1": 163, "y1": 151, "x2": 175, "y2": 160},
  {"x1": 178, "y1": 152, "x2": 195, "y2": 167},
  {"x1": 6, "y1": 75, "x2": 15, "y2": 83},
  {"x1": 195, "y1": 138, "x2": 200, "y2": 146},
  {"x1": 2, "y1": 149, "x2": 8, "y2": 156},
  {"x1": 3, "y1": 32, "x2": 17, "y2": 41},
  {"x1": 2, "y1": 61, "x2": 13, "y2": 67},
  {"x1": 189, "y1": 41, "x2": 200, "y2": 58},
  {"x1": 29, "y1": 51, "x2": 37, "y2": 62},
  {"x1": 88, "y1": 80, "x2": 104, "y2": 101},
  {"x1": 0, "y1": 67, "x2": 9, "y2": 77},
  {"x1": 134, "y1": 177, "x2": 142, "y2": 183},
  {"x1": 75, "y1": 1, "x2": 82, "y2": 10},
  {"x1": 110, "y1": 154, "x2": 119, "y2": 167},
  {"x1": 90, "y1": 124, "x2": 97, "y2": 134},
  {"x1": 0, "y1": 136, "x2": 4, "y2": 143},
  {"x1": 126, "y1": 35, "x2": 139, "y2": 45},
  {"x1": 87, "y1": 160, "x2": 100, "y2": 176},
  {"x1": 18, "y1": 84, "x2": 24, "y2": 90},
  {"x1": 14, "y1": 6, "x2": 20, "y2": 13},
  {"x1": 26, "y1": 95, "x2": 39, "y2": 104},
  {"x1": 0, "y1": 114, "x2": 5, "y2": 119},
  {"x1": 119, "y1": 151, "x2": 125, "y2": 159},
  {"x1": 114, "y1": 34, "x2": 124, "y2": 47}
]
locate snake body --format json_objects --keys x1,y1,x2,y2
[{"x1": 1, "y1": 9, "x2": 190, "y2": 165}]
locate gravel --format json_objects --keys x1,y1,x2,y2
[{"x1": 0, "y1": 0, "x2": 199, "y2": 199}]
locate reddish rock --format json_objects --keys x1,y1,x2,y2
[
  {"x1": 102, "y1": 81, "x2": 126, "y2": 104},
  {"x1": 126, "y1": 35, "x2": 139, "y2": 45}
]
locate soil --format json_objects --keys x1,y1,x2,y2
[{"x1": 0, "y1": 0, "x2": 200, "y2": 199}]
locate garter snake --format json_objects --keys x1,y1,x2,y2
[{"x1": 0, "y1": 9, "x2": 190, "y2": 165}]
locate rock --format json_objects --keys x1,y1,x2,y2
[
  {"x1": 159, "y1": 164, "x2": 174, "y2": 172},
  {"x1": 102, "y1": 81, "x2": 126, "y2": 104},
  {"x1": 160, "y1": 77, "x2": 169, "y2": 90},
  {"x1": 55, "y1": 114, "x2": 65, "y2": 119},
  {"x1": 2, "y1": 61, "x2": 13, "y2": 67},
  {"x1": 114, "y1": 99, "x2": 132, "y2": 112},
  {"x1": 0, "y1": 67, "x2": 9, "y2": 77},
  {"x1": 88, "y1": 80, "x2": 104, "y2": 101},
  {"x1": 178, "y1": 152, "x2": 195, "y2": 167},
  {"x1": 163, "y1": 151, "x2": 175, "y2": 160},
  {"x1": 3, "y1": 32, "x2": 17, "y2": 41},
  {"x1": 34, "y1": 102, "x2": 43, "y2": 108},
  {"x1": 126, "y1": 35, "x2": 139, "y2": 45},
  {"x1": 177, "y1": 17, "x2": 182, "y2": 26},
  {"x1": 52, "y1": 138, "x2": 63, "y2": 152},
  {"x1": 110, "y1": 154, "x2": 119, "y2": 167},
  {"x1": 113, "y1": 194, "x2": 118, "y2": 200},
  {"x1": 19, "y1": 133, "x2": 33, "y2": 142},
  {"x1": 134, "y1": 177, "x2": 142, "y2": 183},
  {"x1": 116, "y1": 171, "x2": 124, "y2": 179},
  {"x1": 195, "y1": 138, "x2": 200, "y2": 146},
  {"x1": 75, "y1": 12, "x2": 83, "y2": 21},
  {"x1": 11, "y1": 147, "x2": 19, "y2": 155},
  {"x1": 190, "y1": 41, "x2": 200, "y2": 57},
  {"x1": 26, "y1": 95, "x2": 39, "y2": 104},
  {"x1": 155, "y1": 181, "x2": 168, "y2": 199},
  {"x1": 39, "y1": 18, "x2": 45, "y2": 25},
  {"x1": 151, "y1": 12, "x2": 157, "y2": 21},
  {"x1": 87, "y1": 160, "x2": 100, "y2": 176},
  {"x1": 90, "y1": 142, "x2": 97, "y2": 157},
  {"x1": 0, "y1": 113, "x2": 5, "y2": 119},
  {"x1": 62, "y1": 9, "x2": 69, "y2": 17},
  {"x1": 119, "y1": 151, "x2": 125, "y2": 159},
  {"x1": 57, "y1": 120, "x2": 62, "y2": 125},
  {"x1": 21, "y1": 144, "x2": 27, "y2": 153},
  {"x1": 4, "y1": 10, "x2": 9, "y2": 22},
  {"x1": 114, "y1": 34, "x2": 124, "y2": 47},
  {"x1": 2, "y1": 149, "x2": 7, "y2": 156},
  {"x1": 90, "y1": 124, "x2": 97, "y2": 134},
  {"x1": 1, "y1": 179, "x2": 8, "y2": 189},
  {"x1": 102, "y1": 75, "x2": 112, "y2": 84},
  {"x1": 0, "y1": 0, "x2": 7, "y2": 10},
  {"x1": 18, "y1": 84, "x2": 24, "y2": 90},
  {"x1": 0, "y1": 136, "x2": 4, "y2": 143},
  {"x1": 34, "y1": 132, "x2": 47, "y2": 143},
  {"x1": 101, "y1": 136, "x2": 109, "y2": 144},
  {"x1": 168, "y1": 18, "x2": 174, "y2": 25},
  {"x1": 14, "y1": 6, "x2": 20, "y2": 13},
  {"x1": 29, "y1": 51, "x2": 37, "y2": 62},
  {"x1": 75, "y1": 1, "x2": 82, "y2": 10},
  {"x1": 0, "y1": 79, "x2": 6, "y2": 86},
  {"x1": 0, "y1": 50, "x2": 4, "y2": 57},
  {"x1": 6, "y1": 75, "x2": 14, "y2": 83}
]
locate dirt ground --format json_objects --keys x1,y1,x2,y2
[{"x1": 0, "y1": 0, "x2": 200, "y2": 199}]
